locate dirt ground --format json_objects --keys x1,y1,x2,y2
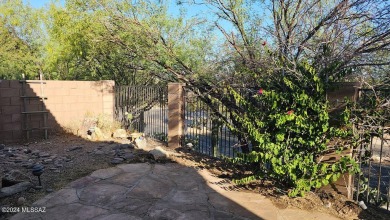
[{"x1": 1, "y1": 134, "x2": 389, "y2": 220}]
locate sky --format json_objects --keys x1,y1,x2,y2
[
  {"x1": 27, "y1": 0, "x2": 52, "y2": 8},
  {"x1": 27, "y1": 0, "x2": 212, "y2": 18},
  {"x1": 25, "y1": 0, "x2": 235, "y2": 40}
]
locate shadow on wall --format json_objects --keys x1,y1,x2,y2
[
  {"x1": 0, "y1": 79, "x2": 267, "y2": 220},
  {"x1": 0, "y1": 80, "x2": 115, "y2": 143}
]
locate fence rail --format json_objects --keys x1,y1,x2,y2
[{"x1": 115, "y1": 86, "x2": 168, "y2": 141}]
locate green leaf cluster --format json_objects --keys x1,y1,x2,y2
[{"x1": 224, "y1": 62, "x2": 359, "y2": 197}]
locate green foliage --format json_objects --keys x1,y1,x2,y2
[
  {"x1": 225, "y1": 62, "x2": 360, "y2": 197},
  {"x1": 0, "y1": 0, "x2": 44, "y2": 79}
]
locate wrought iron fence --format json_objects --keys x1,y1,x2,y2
[
  {"x1": 354, "y1": 126, "x2": 390, "y2": 210},
  {"x1": 183, "y1": 89, "x2": 248, "y2": 158},
  {"x1": 353, "y1": 88, "x2": 390, "y2": 210},
  {"x1": 115, "y1": 86, "x2": 168, "y2": 141}
]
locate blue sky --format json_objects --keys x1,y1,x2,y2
[
  {"x1": 26, "y1": 0, "x2": 52, "y2": 8},
  {"x1": 26, "y1": 0, "x2": 235, "y2": 39},
  {"x1": 27, "y1": 0, "x2": 208, "y2": 17},
  {"x1": 26, "y1": 0, "x2": 229, "y2": 23}
]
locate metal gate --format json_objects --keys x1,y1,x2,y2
[
  {"x1": 183, "y1": 89, "x2": 243, "y2": 158},
  {"x1": 353, "y1": 88, "x2": 390, "y2": 210},
  {"x1": 115, "y1": 86, "x2": 168, "y2": 141}
]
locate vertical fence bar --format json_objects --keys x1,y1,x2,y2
[
  {"x1": 136, "y1": 86, "x2": 140, "y2": 132},
  {"x1": 356, "y1": 126, "x2": 363, "y2": 202},
  {"x1": 366, "y1": 135, "x2": 373, "y2": 203},
  {"x1": 376, "y1": 126, "x2": 385, "y2": 203},
  {"x1": 224, "y1": 108, "x2": 229, "y2": 157},
  {"x1": 126, "y1": 87, "x2": 129, "y2": 128},
  {"x1": 219, "y1": 111, "x2": 222, "y2": 157},
  {"x1": 152, "y1": 87, "x2": 155, "y2": 136},
  {"x1": 153, "y1": 87, "x2": 156, "y2": 135},
  {"x1": 122, "y1": 87, "x2": 126, "y2": 128},
  {"x1": 146, "y1": 87, "x2": 149, "y2": 134},
  {"x1": 160, "y1": 88, "x2": 162, "y2": 136},
  {"x1": 207, "y1": 105, "x2": 212, "y2": 156},
  {"x1": 166, "y1": 87, "x2": 168, "y2": 136},
  {"x1": 200, "y1": 100, "x2": 203, "y2": 153},
  {"x1": 197, "y1": 97, "x2": 201, "y2": 152},
  {"x1": 205, "y1": 101, "x2": 209, "y2": 155}
]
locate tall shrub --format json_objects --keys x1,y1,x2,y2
[{"x1": 224, "y1": 62, "x2": 359, "y2": 196}]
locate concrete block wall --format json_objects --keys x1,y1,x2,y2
[
  {"x1": 0, "y1": 80, "x2": 22, "y2": 142},
  {"x1": 167, "y1": 83, "x2": 185, "y2": 149},
  {"x1": 0, "y1": 80, "x2": 115, "y2": 143},
  {"x1": 327, "y1": 82, "x2": 361, "y2": 105}
]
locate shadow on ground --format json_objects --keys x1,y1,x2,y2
[{"x1": 1, "y1": 82, "x2": 269, "y2": 219}]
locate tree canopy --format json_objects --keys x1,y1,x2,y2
[{"x1": 1, "y1": 0, "x2": 388, "y2": 85}]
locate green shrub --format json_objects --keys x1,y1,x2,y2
[{"x1": 223, "y1": 62, "x2": 360, "y2": 196}]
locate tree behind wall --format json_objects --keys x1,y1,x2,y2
[{"x1": 0, "y1": 0, "x2": 44, "y2": 79}]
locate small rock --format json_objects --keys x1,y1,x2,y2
[
  {"x1": 33, "y1": 185, "x2": 43, "y2": 190},
  {"x1": 112, "y1": 144, "x2": 134, "y2": 150},
  {"x1": 42, "y1": 159, "x2": 53, "y2": 164},
  {"x1": 2, "y1": 170, "x2": 32, "y2": 187},
  {"x1": 121, "y1": 144, "x2": 134, "y2": 149},
  {"x1": 39, "y1": 152, "x2": 50, "y2": 158},
  {"x1": 69, "y1": 146, "x2": 83, "y2": 151},
  {"x1": 112, "y1": 145, "x2": 122, "y2": 150},
  {"x1": 21, "y1": 162, "x2": 34, "y2": 169},
  {"x1": 54, "y1": 163, "x2": 63, "y2": 168},
  {"x1": 6, "y1": 152, "x2": 15, "y2": 157},
  {"x1": 94, "y1": 150, "x2": 105, "y2": 155},
  {"x1": 114, "y1": 149, "x2": 122, "y2": 156},
  {"x1": 92, "y1": 127, "x2": 104, "y2": 140},
  {"x1": 111, "y1": 157, "x2": 124, "y2": 164},
  {"x1": 17, "y1": 197, "x2": 26, "y2": 206},
  {"x1": 134, "y1": 136, "x2": 148, "y2": 149},
  {"x1": 130, "y1": 132, "x2": 144, "y2": 141},
  {"x1": 31, "y1": 150, "x2": 40, "y2": 156},
  {"x1": 12, "y1": 157, "x2": 24, "y2": 163},
  {"x1": 121, "y1": 153, "x2": 135, "y2": 160},
  {"x1": 46, "y1": 188, "x2": 53, "y2": 193},
  {"x1": 0, "y1": 182, "x2": 33, "y2": 198},
  {"x1": 23, "y1": 149, "x2": 32, "y2": 154},
  {"x1": 112, "y1": 129, "x2": 128, "y2": 139},
  {"x1": 149, "y1": 147, "x2": 169, "y2": 160}
]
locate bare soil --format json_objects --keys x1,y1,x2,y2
[{"x1": 1, "y1": 135, "x2": 389, "y2": 220}]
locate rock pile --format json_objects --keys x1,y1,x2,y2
[{"x1": 0, "y1": 145, "x2": 68, "y2": 175}]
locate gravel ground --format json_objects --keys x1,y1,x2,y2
[{"x1": 1, "y1": 134, "x2": 390, "y2": 220}]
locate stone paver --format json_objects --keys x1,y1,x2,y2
[{"x1": 10, "y1": 163, "x2": 342, "y2": 220}]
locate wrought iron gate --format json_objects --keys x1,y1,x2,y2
[
  {"x1": 183, "y1": 89, "x2": 243, "y2": 158},
  {"x1": 115, "y1": 86, "x2": 168, "y2": 141},
  {"x1": 353, "y1": 88, "x2": 390, "y2": 210}
]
